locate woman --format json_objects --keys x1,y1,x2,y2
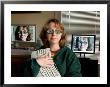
[
  {"x1": 15, "y1": 26, "x2": 31, "y2": 41},
  {"x1": 23, "y1": 19, "x2": 82, "y2": 77}
]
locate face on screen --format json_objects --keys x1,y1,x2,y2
[
  {"x1": 15, "y1": 26, "x2": 31, "y2": 41},
  {"x1": 78, "y1": 37, "x2": 88, "y2": 51},
  {"x1": 19, "y1": 26, "x2": 29, "y2": 41}
]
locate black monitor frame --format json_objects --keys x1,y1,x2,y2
[
  {"x1": 11, "y1": 24, "x2": 37, "y2": 49},
  {"x1": 71, "y1": 35, "x2": 96, "y2": 54},
  {"x1": 11, "y1": 24, "x2": 36, "y2": 43}
]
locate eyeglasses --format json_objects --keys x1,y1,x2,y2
[
  {"x1": 79, "y1": 41, "x2": 88, "y2": 45},
  {"x1": 47, "y1": 29, "x2": 62, "y2": 34}
]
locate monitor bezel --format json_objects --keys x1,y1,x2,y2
[
  {"x1": 71, "y1": 34, "x2": 96, "y2": 54},
  {"x1": 11, "y1": 24, "x2": 36, "y2": 43}
]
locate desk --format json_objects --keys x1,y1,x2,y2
[
  {"x1": 79, "y1": 58, "x2": 99, "y2": 77},
  {"x1": 11, "y1": 55, "x2": 31, "y2": 77}
]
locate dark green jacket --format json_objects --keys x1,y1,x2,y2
[{"x1": 23, "y1": 46, "x2": 82, "y2": 77}]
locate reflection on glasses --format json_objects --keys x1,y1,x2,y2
[{"x1": 47, "y1": 29, "x2": 62, "y2": 34}]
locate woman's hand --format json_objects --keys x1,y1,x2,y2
[{"x1": 36, "y1": 52, "x2": 54, "y2": 68}]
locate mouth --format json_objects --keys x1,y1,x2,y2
[{"x1": 51, "y1": 38, "x2": 57, "y2": 39}]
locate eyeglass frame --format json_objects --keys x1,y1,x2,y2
[{"x1": 46, "y1": 29, "x2": 63, "y2": 34}]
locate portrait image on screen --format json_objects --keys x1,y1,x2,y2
[
  {"x1": 11, "y1": 24, "x2": 36, "y2": 42},
  {"x1": 71, "y1": 35, "x2": 96, "y2": 54}
]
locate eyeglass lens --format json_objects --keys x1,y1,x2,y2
[{"x1": 47, "y1": 29, "x2": 62, "y2": 34}]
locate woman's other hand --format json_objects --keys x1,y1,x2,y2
[{"x1": 36, "y1": 54, "x2": 54, "y2": 68}]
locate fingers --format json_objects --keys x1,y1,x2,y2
[
  {"x1": 48, "y1": 51, "x2": 51, "y2": 58},
  {"x1": 39, "y1": 55, "x2": 46, "y2": 58},
  {"x1": 46, "y1": 59, "x2": 54, "y2": 64},
  {"x1": 36, "y1": 54, "x2": 54, "y2": 67},
  {"x1": 40, "y1": 54, "x2": 52, "y2": 60}
]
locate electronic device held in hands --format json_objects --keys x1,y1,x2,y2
[{"x1": 31, "y1": 48, "x2": 50, "y2": 59}]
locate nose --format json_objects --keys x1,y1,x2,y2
[
  {"x1": 53, "y1": 32, "x2": 55, "y2": 35},
  {"x1": 52, "y1": 31, "x2": 56, "y2": 35}
]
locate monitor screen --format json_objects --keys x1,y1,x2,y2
[
  {"x1": 11, "y1": 24, "x2": 36, "y2": 42},
  {"x1": 71, "y1": 35, "x2": 96, "y2": 54}
]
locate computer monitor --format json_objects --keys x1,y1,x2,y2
[
  {"x1": 71, "y1": 35, "x2": 96, "y2": 54},
  {"x1": 11, "y1": 24, "x2": 36, "y2": 42}
]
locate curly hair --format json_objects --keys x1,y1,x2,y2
[
  {"x1": 15, "y1": 26, "x2": 22, "y2": 40},
  {"x1": 39, "y1": 18, "x2": 67, "y2": 48}
]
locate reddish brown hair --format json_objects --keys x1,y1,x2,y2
[{"x1": 40, "y1": 19, "x2": 67, "y2": 48}]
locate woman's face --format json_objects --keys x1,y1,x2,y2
[
  {"x1": 46, "y1": 22, "x2": 62, "y2": 45},
  {"x1": 19, "y1": 26, "x2": 28, "y2": 41},
  {"x1": 78, "y1": 37, "x2": 88, "y2": 51}
]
